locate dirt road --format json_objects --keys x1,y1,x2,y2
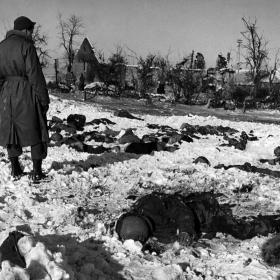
[{"x1": 52, "y1": 92, "x2": 280, "y2": 125}]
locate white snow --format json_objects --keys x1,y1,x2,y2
[
  {"x1": 84, "y1": 81, "x2": 105, "y2": 90},
  {"x1": 0, "y1": 94, "x2": 279, "y2": 279}
]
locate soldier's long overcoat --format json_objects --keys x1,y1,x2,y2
[{"x1": 0, "y1": 30, "x2": 49, "y2": 147}]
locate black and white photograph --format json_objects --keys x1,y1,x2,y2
[{"x1": 0, "y1": 0, "x2": 280, "y2": 279}]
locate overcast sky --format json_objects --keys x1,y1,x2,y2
[{"x1": 1, "y1": 0, "x2": 280, "y2": 68}]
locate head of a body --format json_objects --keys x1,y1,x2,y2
[{"x1": 116, "y1": 213, "x2": 154, "y2": 243}]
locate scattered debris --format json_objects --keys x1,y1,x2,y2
[
  {"x1": 114, "y1": 109, "x2": 143, "y2": 120},
  {"x1": 215, "y1": 162, "x2": 280, "y2": 178},
  {"x1": 193, "y1": 156, "x2": 211, "y2": 166}
]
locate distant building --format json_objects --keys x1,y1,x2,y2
[
  {"x1": 260, "y1": 69, "x2": 280, "y2": 84},
  {"x1": 233, "y1": 69, "x2": 252, "y2": 86},
  {"x1": 73, "y1": 38, "x2": 101, "y2": 83},
  {"x1": 232, "y1": 68, "x2": 280, "y2": 86}
]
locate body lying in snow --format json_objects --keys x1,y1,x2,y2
[
  {"x1": 0, "y1": 231, "x2": 69, "y2": 279},
  {"x1": 116, "y1": 192, "x2": 280, "y2": 247}
]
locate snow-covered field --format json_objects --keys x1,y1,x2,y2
[{"x1": 1, "y1": 94, "x2": 280, "y2": 279}]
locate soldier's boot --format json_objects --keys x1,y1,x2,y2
[
  {"x1": 10, "y1": 157, "x2": 24, "y2": 180},
  {"x1": 31, "y1": 159, "x2": 47, "y2": 183}
]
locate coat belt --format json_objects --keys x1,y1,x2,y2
[{"x1": 5, "y1": 76, "x2": 27, "y2": 81}]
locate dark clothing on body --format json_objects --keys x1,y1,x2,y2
[
  {"x1": 0, "y1": 30, "x2": 49, "y2": 156},
  {"x1": 0, "y1": 231, "x2": 26, "y2": 268},
  {"x1": 124, "y1": 192, "x2": 280, "y2": 244}
]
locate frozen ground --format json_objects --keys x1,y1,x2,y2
[
  {"x1": 0, "y1": 94, "x2": 280, "y2": 279},
  {"x1": 53, "y1": 92, "x2": 280, "y2": 125}
]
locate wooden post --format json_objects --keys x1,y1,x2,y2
[
  {"x1": 54, "y1": 59, "x2": 59, "y2": 87},
  {"x1": 83, "y1": 68, "x2": 86, "y2": 101},
  {"x1": 190, "y1": 50, "x2": 194, "y2": 69}
]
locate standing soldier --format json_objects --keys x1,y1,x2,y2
[
  {"x1": 0, "y1": 16, "x2": 50, "y2": 183},
  {"x1": 78, "y1": 73, "x2": 85, "y2": 91}
]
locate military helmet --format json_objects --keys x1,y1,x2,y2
[
  {"x1": 14, "y1": 16, "x2": 36, "y2": 31},
  {"x1": 116, "y1": 213, "x2": 152, "y2": 243}
]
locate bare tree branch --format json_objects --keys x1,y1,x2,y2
[
  {"x1": 57, "y1": 13, "x2": 84, "y2": 71},
  {"x1": 241, "y1": 17, "x2": 268, "y2": 97},
  {"x1": 32, "y1": 24, "x2": 50, "y2": 68},
  {"x1": 124, "y1": 45, "x2": 139, "y2": 63}
]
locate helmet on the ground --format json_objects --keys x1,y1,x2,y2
[{"x1": 116, "y1": 214, "x2": 151, "y2": 243}]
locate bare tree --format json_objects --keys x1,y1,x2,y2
[
  {"x1": 194, "y1": 52, "x2": 205, "y2": 69},
  {"x1": 108, "y1": 46, "x2": 127, "y2": 65},
  {"x1": 265, "y1": 50, "x2": 280, "y2": 105},
  {"x1": 154, "y1": 53, "x2": 171, "y2": 84},
  {"x1": 167, "y1": 66, "x2": 201, "y2": 104},
  {"x1": 58, "y1": 13, "x2": 84, "y2": 72},
  {"x1": 216, "y1": 53, "x2": 228, "y2": 70},
  {"x1": 137, "y1": 54, "x2": 157, "y2": 99},
  {"x1": 241, "y1": 17, "x2": 268, "y2": 98},
  {"x1": 96, "y1": 49, "x2": 105, "y2": 63},
  {"x1": 95, "y1": 46, "x2": 128, "y2": 96},
  {"x1": 32, "y1": 24, "x2": 50, "y2": 68},
  {"x1": 125, "y1": 47, "x2": 158, "y2": 99},
  {"x1": 269, "y1": 50, "x2": 280, "y2": 79},
  {"x1": 107, "y1": 46, "x2": 127, "y2": 96},
  {"x1": 176, "y1": 51, "x2": 205, "y2": 70}
]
